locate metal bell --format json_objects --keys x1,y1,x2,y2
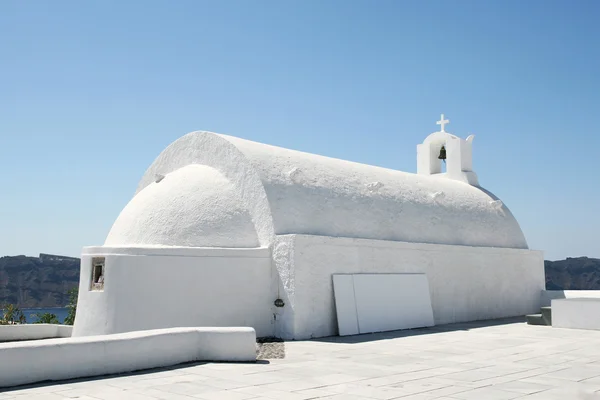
[{"x1": 438, "y1": 145, "x2": 447, "y2": 160}]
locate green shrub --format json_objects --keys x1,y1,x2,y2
[
  {"x1": 32, "y1": 312, "x2": 60, "y2": 324},
  {"x1": 1, "y1": 303, "x2": 26, "y2": 325},
  {"x1": 64, "y1": 287, "x2": 78, "y2": 326}
]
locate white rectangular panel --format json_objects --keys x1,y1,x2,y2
[
  {"x1": 332, "y1": 274, "x2": 359, "y2": 336},
  {"x1": 353, "y1": 274, "x2": 434, "y2": 334}
]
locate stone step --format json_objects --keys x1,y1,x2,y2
[
  {"x1": 526, "y1": 314, "x2": 547, "y2": 326},
  {"x1": 541, "y1": 306, "x2": 552, "y2": 325}
]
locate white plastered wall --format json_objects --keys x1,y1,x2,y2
[
  {"x1": 273, "y1": 234, "x2": 544, "y2": 340},
  {"x1": 73, "y1": 246, "x2": 275, "y2": 338}
]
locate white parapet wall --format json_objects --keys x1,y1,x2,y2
[
  {"x1": 552, "y1": 298, "x2": 600, "y2": 331},
  {"x1": 0, "y1": 327, "x2": 256, "y2": 388},
  {"x1": 0, "y1": 324, "x2": 72, "y2": 342},
  {"x1": 541, "y1": 290, "x2": 600, "y2": 307}
]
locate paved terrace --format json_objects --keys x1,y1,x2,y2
[{"x1": 3, "y1": 318, "x2": 600, "y2": 400}]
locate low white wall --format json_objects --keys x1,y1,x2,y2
[
  {"x1": 552, "y1": 298, "x2": 600, "y2": 330},
  {"x1": 541, "y1": 290, "x2": 600, "y2": 307},
  {"x1": 0, "y1": 327, "x2": 256, "y2": 388},
  {"x1": 273, "y1": 234, "x2": 545, "y2": 340},
  {"x1": 0, "y1": 324, "x2": 72, "y2": 342},
  {"x1": 74, "y1": 246, "x2": 274, "y2": 337}
]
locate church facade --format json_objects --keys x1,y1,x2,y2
[{"x1": 73, "y1": 117, "x2": 544, "y2": 340}]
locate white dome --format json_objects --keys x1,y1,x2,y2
[
  {"x1": 105, "y1": 164, "x2": 260, "y2": 248},
  {"x1": 129, "y1": 131, "x2": 529, "y2": 250}
]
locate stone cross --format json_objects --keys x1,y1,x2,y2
[{"x1": 436, "y1": 114, "x2": 449, "y2": 132}]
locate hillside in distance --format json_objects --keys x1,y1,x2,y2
[
  {"x1": 1, "y1": 254, "x2": 599, "y2": 308},
  {"x1": 0, "y1": 254, "x2": 79, "y2": 308},
  {"x1": 545, "y1": 257, "x2": 600, "y2": 290}
]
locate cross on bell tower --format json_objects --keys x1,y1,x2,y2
[{"x1": 436, "y1": 114, "x2": 449, "y2": 132}]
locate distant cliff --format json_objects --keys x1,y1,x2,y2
[
  {"x1": 1, "y1": 254, "x2": 599, "y2": 308},
  {"x1": 545, "y1": 257, "x2": 600, "y2": 290},
  {"x1": 0, "y1": 254, "x2": 79, "y2": 308}
]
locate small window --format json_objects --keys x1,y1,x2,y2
[{"x1": 90, "y1": 257, "x2": 105, "y2": 291}]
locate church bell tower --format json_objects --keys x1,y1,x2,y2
[{"x1": 417, "y1": 114, "x2": 479, "y2": 186}]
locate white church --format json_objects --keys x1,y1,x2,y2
[{"x1": 73, "y1": 116, "x2": 545, "y2": 340}]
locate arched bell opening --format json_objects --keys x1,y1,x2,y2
[
  {"x1": 428, "y1": 141, "x2": 448, "y2": 174},
  {"x1": 438, "y1": 144, "x2": 447, "y2": 173}
]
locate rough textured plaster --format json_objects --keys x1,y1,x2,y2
[
  {"x1": 275, "y1": 234, "x2": 544, "y2": 340},
  {"x1": 106, "y1": 164, "x2": 259, "y2": 248},
  {"x1": 220, "y1": 133, "x2": 526, "y2": 249},
  {"x1": 271, "y1": 236, "x2": 296, "y2": 339},
  {"x1": 135, "y1": 132, "x2": 275, "y2": 247},
  {"x1": 132, "y1": 131, "x2": 528, "y2": 249}
]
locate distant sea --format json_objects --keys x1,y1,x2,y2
[{"x1": 20, "y1": 307, "x2": 69, "y2": 324}]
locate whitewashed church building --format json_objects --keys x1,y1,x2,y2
[{"x1": 73, "y1": 116, "x2": 544, "y2": 340}]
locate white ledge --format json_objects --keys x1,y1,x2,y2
[
  {"x1": 0, "y1": 327, "x2": 257, "y2": 388},
  {"x1": 541, "y1": 290, "x2": 600, "y2": 307},
  {"x1": 82, "y1": 245, "x2": 270, "y2": 258},
  {"x1": 0, "y1": 324, "x2": 72, "y2": 342}
]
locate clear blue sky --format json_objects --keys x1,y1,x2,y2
[{"x1": 1, "y1": 0, "x2": 598, "y2": 261}]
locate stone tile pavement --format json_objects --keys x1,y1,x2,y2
[{"x1": 3, "y1": 318, "x2": 600, "y2": 399}]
